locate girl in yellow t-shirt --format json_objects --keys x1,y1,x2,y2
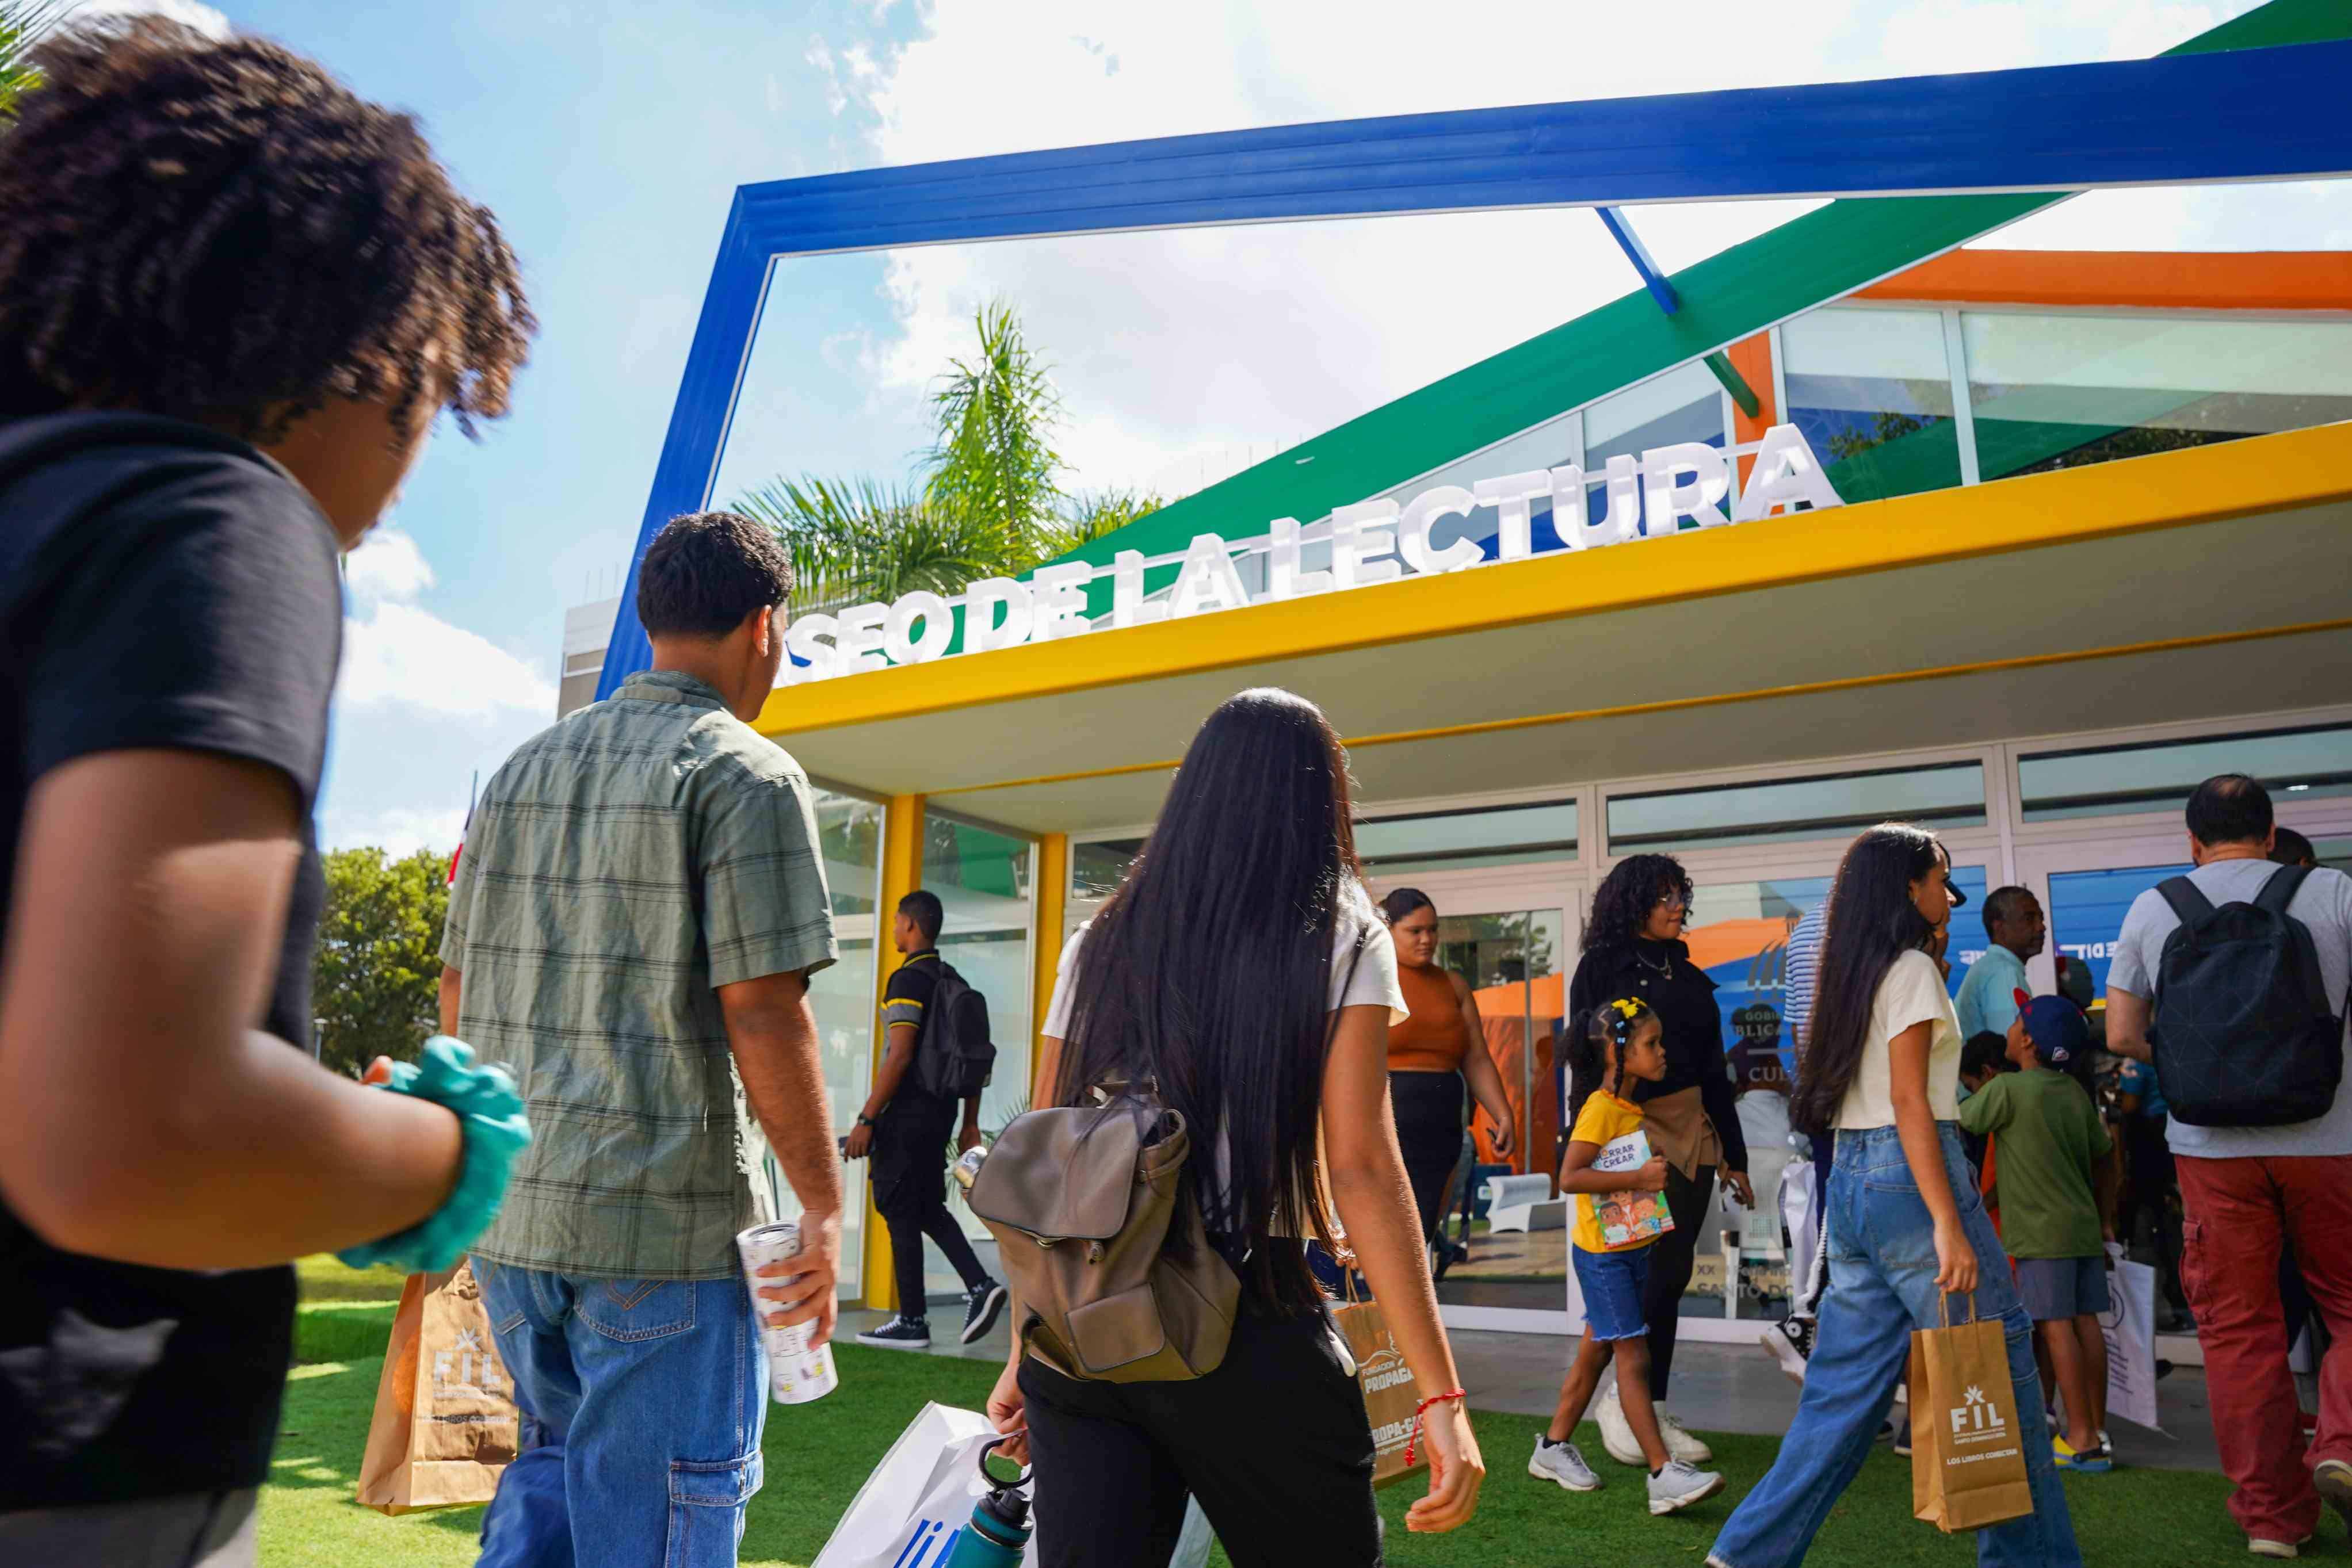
[{"x1": 1531, "y1": 999, "x2": 1728, "y2": 1515}]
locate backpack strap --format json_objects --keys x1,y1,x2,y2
[
  {"x1": 2156, "y1": 876, "x2": 2214, "y2": 927},
  {"x1": 2254, "y1": 865, "x2": 2335, "y2": 1021},
  {"x1": 2254, "y1": 863, "x2": 2313, "y2": 916}
]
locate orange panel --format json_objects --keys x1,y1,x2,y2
[
  {"x1": 1857, "y1": 250, "x2": 2352, "y2": 312},
  {"x1": 1725, "y1": 332, "x2": 1777, "y2": 487}
]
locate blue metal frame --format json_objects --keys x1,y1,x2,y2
[{"x1": 597, "y1": 39, "x2": 2352, "y2": 697}]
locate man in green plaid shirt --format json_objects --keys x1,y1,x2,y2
[{"x1": 441, "y1": 512, "x2": 844, "y2": 1566}]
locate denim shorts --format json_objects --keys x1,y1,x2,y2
[
  {"x1": 2015, "y1": 1254, "x2": 2112, "y2": 1321},
  {"x1": 1573, "y1": 1243, "x2": 1652, "y2": 1341}
]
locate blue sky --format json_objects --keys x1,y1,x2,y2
[{"x1": 114, "y1": 0, "x2": 2343, "y2": 852}]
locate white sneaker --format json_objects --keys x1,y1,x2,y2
[
  {"x1": 1529, "y1": 1436, "x2": 1602, "y2": 1492},
  {"x1": 1647, "y1": 1459, "x2": 1727, "y2": 1516},
  {"x1": 2247, "y1": 1536, "x2": 2310, "y2": 1559},
  {"x1": 1659, "y1": 1409, "x2": 1713, "y2": 1465},
  {"x1": 1596, "y1": 1386, "x2": 1645, "y2": 1467},
  {"x1": 1759, "y1": 1317, "x2": 1811, "y2": 1385}
]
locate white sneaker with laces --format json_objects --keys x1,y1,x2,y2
[
  {"x1": 1647, "y1": 1459, "x2": 1727, "y2": 1516},
  {"x1": 1759, "y1": 1317, "x2": 1812, "y2": 1385},
  {"x1": 1658, "y1": 1409, "x2": 1713, "y2": 1465},
  {"x1": 1529, "y1": 1436, "x2": 1602, "y2": 1492},
  {"x1": 1595, "y1": 1386, "x2": 1645, "y2": 1467}
]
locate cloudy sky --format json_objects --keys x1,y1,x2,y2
[{"x1": 109, "y1": 0, "x2": 2343, "y2": 852}]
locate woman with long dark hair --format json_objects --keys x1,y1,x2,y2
[
  {"x1": 1706, "y1": 826, "x2": 2080, "y2": 1568},
  {"x1": 986, "y1": 689, "x2": 1486, "y2": 1565},
  {"x1": 1564, "y1": 854, "x2": 1750, "y2": 1469},
  {"x1": 1379, "y1": 888, "x2": 1517, "y2": 1265}
]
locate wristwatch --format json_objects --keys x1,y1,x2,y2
[{"x1": 857, "y1": 1112, "x2": 878, "y2": 1129}]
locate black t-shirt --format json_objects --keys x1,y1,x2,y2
[
  {"x1": 880, "y1": 951, "x2": 953, "y2": 1120},
  {"x1": 0, "y1": 412, "x2": 341, "y2": 1508}
]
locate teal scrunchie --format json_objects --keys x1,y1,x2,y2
[{"x1": 335, "y1": 1037, "x2": 532, "y2": 1274}]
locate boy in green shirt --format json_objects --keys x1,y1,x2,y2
[{"x1": 1959, "y1": 992, "x2": 2117, "y2": 1473}]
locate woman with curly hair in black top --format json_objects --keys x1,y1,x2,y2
[
  {"x1": 0, "y1": 17, "x2": 534, "y2": 1560},
  {"x1": 1565, "y1": 854, "x2": 1751, "y2": 1470}
]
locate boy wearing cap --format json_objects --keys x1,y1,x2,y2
[{"x1": 1959, "y1": 993, "x2": 2118, "y2": 1473}]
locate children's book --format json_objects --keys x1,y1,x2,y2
[{"x1": 1590, "y1": 1128, "x2": 1675, "y2": 1248}]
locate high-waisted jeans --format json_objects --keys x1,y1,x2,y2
[{"x1": 1709, "y1": 1123, "x2": 2081, "y2": 1568}]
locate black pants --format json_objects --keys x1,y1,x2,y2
[
  {"x1": 872, "y1": 1099, "x2": 987, "y2": 1315},
  {"x1": 1390, "y1": 1069, "x2": 1464, "y2": 1250},
  {"x1": 1642, "y1": 1162, "x2": 1716, "y2": 1400},
  {"x1": 1020, "y1": 1308, "x2": 1380, "y2": 1567}
]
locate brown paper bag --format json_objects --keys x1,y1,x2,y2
[
  {"x1": 1910, "y1": 1294, "x2": 2033, "y2": 1532},
  {"x1": 356, "y1": 1260, "x2": 519, "y2": 1514},
  {"x1": 1332, "y1": 1283, "x2": 1425, "y2": 1490}
]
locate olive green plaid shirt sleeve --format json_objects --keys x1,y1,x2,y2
[{"x1": 697, "y1": 756, "x2": 837, "y2": 987}]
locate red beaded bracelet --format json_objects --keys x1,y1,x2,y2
[{"x1": 1403, "y1": 1388, "x2": 1467, "y2": 1467}]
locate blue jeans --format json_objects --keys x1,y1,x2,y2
[
  {"x1": 1572, "y1": 1244, "x2": 1653, "y2": 1341},
  {"x1": 1709, "y1": 1125, "x2": 2080, "y2": 1568},
  {"x1": 473, "y1": 1261, "x2": 767, "y2": 1568}
]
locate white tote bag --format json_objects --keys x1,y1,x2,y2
[
  {"x1": 812, "y1": 1402, "x2": 1040, "y2": 1568},
  {"x1": 2101, "y1": 1244, "x2": 2164, "y2": 1433}
]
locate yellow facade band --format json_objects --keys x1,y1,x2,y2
[{"x1": 931, "y1": 615, "x2": 2352, "y2": 800}]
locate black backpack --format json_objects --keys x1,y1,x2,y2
[
  {"x1": 2149, "y1": 866, "x2": 2344, "y2": 1128},
  {"x1": 915, "y1": 960, "x2": 996, "y2": 1100}
]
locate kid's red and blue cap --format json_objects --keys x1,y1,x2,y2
[{"x1": 2012, "y1": 989, "x2": 2090, "y2": 1068}]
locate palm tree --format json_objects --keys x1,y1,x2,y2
[
  {"x1": 923, "y1": 300, "x2": 1064, "y2": 557},
  {"x1": 1, "y1": 3, "x2": 71, "y2": 123},
  {"x1": 735, "y1": 301, "x2": 1161, "y2": 617}
]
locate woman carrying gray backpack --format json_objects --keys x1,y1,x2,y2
[{"x1": 978, "y1": 687, "x2": 1486, "y2": 1565}]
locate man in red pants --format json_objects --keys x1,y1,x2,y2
[{"x1": 2107, "y1": 775, "x2": 2352, "y2": 1561}]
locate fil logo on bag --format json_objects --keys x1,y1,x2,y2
[
  {"x1": 433, "y1": 1326, "x2": 505, "y2": 1398},
  {"x1": 1948, "y1": 1385, "x2": 2007, "y2": 1443},
  {"x1": 891, "y1": 1518, "x2": 961, "y2": 1568}
]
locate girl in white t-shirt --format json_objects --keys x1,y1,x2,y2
[
  {"x1": 987, "y1": 687, "x2": 1486, "y2": 1565},
  {"x1": 1708, "y1": 825, "x2": 2083, "y2": 1568}
]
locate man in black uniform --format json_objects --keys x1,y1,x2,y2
[{"x1": 847, "y1": 890, "x2": 1007, "y2": 1349}]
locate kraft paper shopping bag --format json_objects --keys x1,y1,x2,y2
[
  {"x1": 1332, "y1": 1280, "x2": 1426, "y2": 1490},
  {"x1": 356, "y1": 1261, "x2": 518, "y2": 1514},
  {"x1": 1910, "y1": 1293, "x2": 2032, "y2": 1533}
]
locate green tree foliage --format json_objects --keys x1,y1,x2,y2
[
  {"x1": 923, "y1": 300, "x2": 1065, "y2": 553},
  {"x1": 312, "y1": 847, "x2": 451, "y2": 1077},
  {"x1": 734, "y1": 302, "x2": 1160, "y2": 616},
  {"x1": 0, "y1": 3, "x2": 70, "y2": 124}
]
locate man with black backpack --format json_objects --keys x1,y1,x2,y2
[
  {"x1": 848, "y1": 890, "x2": 1009, "y2": 1349},
  {"x1": 2107, "y1": 775, "x2": 2352, "y2": 1561}
]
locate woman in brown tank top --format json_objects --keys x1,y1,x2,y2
[{"x1": 1380, "y1": 889, "x2": 1518, "y2": 1266}]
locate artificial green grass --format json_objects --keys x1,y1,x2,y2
[{"x1": 260, "y1": 1298, "x2": 2293, "y2": 1568}]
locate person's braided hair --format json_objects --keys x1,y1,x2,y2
[{"x1": 0, "y1": 18, "x2": 533, "y2": 442}]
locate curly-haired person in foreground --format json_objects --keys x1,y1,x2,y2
[{"x1": 0, "y1": 19, "x2": 535, "y2": 1565}]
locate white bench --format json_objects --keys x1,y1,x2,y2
[{"x1": 1482, "y1": 1173, "x2": 1566, "y2": 1233}]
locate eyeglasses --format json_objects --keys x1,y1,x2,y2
[{"x1": 1653, "y1": 894, "x2": 1689, "y2": 916}]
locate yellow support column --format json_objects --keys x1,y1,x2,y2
[
  {"x1": 863, "y1": 793, "x2": 926, "y2": 1311},
  {"x1": 1031, "y1": 834, "x2": 1069, "y2": 1095}
]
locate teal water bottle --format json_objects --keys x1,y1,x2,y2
[{"x1": 940, "y1": 1438, "x2": 1030, "y2": 1566}]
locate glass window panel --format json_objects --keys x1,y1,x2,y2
[
  {"x1": 1357, "y1": 800, "x2": 1576, "y2": 876},
  {"x1": 2046, "y1": 863, "x2": 2193, "y2": 1003},
  {"x1": 1964, "y1": 311, "x2": 2352, "y2": 482},
  {"x1": 1673, "y1": 863, "x2": 1985, "y2": 1321},
  {"x1": 1606, "y1": 762, "x2": 1986, "y2": 854},
  {"x1": 766, "y1": 789, "x2": 882, "y2": 1295},
  {"x1": 1780, "y1": 306, "x2": 1962, "y2": 503},
  {"x1": 1430, "y1": 907, "x2": 1568, "y2": 1318},
  {"x1": 921, "y1": 817, "x2": 1036, "y2": 1294},
  {"x1": 1582, "y1": 361, "x2": 1726, "y2": 537},
  {"x1": 2018, "y1": 724, "x2": 2352, "y2": 823},
  {"x1": 2310, "y1": 837, "x2": 2352, "y2": 876},
  {"x1": 1070, "y1": 837, "x2": 1143, "y2": 906}
]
